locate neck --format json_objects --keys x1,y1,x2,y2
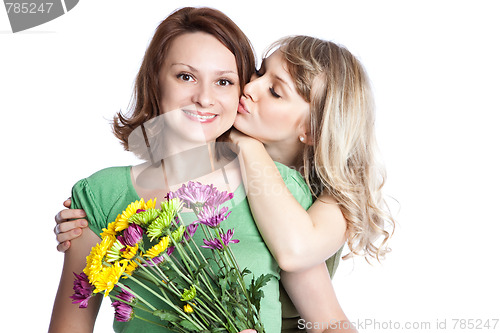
[
  {"x1": 264, "y1": 140, "x2": 303, "y2": 171},
  {"x1": 133, "y1": 141, "x2": 215, "y2": 187},
  {"x1": 162, "y1": 143, "x2": 218, "y2": 184}
]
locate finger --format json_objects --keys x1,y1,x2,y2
[
  {"x1": 63, "y1": 198, "x2": 72, "y2": 208},
  {"x1": 55, "y1": 209, "x2": 87, "y2": 223},
  {"x1": 56, "y1": 219, "x2": 87, "y2": 234},
  {"x1": 56, "y1": 227, "x2": 83, "y2": 243},
  {"x1": 57, "y1": 240, "x2": 70, "y2": 253}
]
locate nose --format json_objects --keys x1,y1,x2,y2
[
  {"x1": 193, "y1": 82, "x2": 215, "y2": 108},
  {"x1": 242, "y1": 74, "x2": 260, "y2": 102}
]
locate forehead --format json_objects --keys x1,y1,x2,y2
[
  {"x1": 165, "y1": 32, "x2": 237, "y2": 71},
  {"x1": 264, "y1": 50, "x2": 288, "y2": 72}
]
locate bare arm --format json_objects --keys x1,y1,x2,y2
[
  {"x1": 281, "y1": 264, "x2": 357, "y2": 333},
  {"x1": 230, "y1": 130, "x2": 347, "y2": 272},
  {"x1": 49, "y1": 227, "x2": 102, "y2": 332}
]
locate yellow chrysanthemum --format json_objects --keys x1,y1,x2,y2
[
  {"x1": 84, "y1": 235, "x2": 115, "y2": 283},
  {"x1": 115, "y1": 198, "x2": 157, "y2": 232},
  {"x1": 92, "y1": 262, "x2": 127, "y2": 297},
  {"x1": 183, "y1": 304, "x2": 194, "y2": 313},
  {"x1": 123, "y1": 259, "x2": 138, "y2": 278},
  {"x1": 144, "y1": 236, "x2": 170, "y2": 258},
  {"x1": 101, "y1": 221, "x2": 118, "y2": 238},
  {"x1": 121, "y1": 244, "x2": 139, "y2": 260}
]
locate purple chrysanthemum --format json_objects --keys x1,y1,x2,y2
[
  {"x1": 175, "y1": 181, "x2": 214, "y2": 208},
  {"x1": 175, "y1": 181, "x2": 233, "y2": 208},
  {"x1": 183, "y1": 223, "x2": 199, "y2": 242},
  {"x1": 116, "y1": 287, "x2": 136, "y2": 304},
  {"x1": 206, "y1": 190, "x2": 234, "y2": 207},
  {"x1": 196, "y1": 206, "x2": 231, "y2": 228},
  {"x1": 142, "y1": 256, "x2": 165, "y2": 267},
  {"x1": 220, "y1": 228, "x2": 239, "y2": 246},
  {"x1": 164, "y1": 191, "x2": 177, "y2": 200},
  {"x1": 118, "y1": 223, "x2": 144, "y2": 247},
  {"x1": 166, "y1": 246, "x2": 175, "y2": 256},
  {"x1": 70, "y1": 272, "x2": 93, "y2": 308},
  {"x1": 201, "y1": 238, "x2": 224, "y2": 250},
  {"x1": 202, "y1": 229, "x2": 239, "y2": 250},
  {"x1": 112, "y1": 301, "x2": 134, "y2": 322}
]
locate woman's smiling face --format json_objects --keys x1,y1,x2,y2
[
  {"x1": 158, "y1": 31, "x2": 240, "y2": 144},
  {"x1": 234, "y1": 50, "x2": 310, "y2": 146}
]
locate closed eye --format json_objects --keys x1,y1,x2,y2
[{"x1": 269, "y1": 87, "x2": 281, "y2": 98}]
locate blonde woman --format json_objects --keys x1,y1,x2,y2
[{"x1": 231, "y1": 35, "x2": 394, "y2": 271}]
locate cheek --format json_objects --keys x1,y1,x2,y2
[
  {"x1": 222, "y1": 90, "x2": 239, "y2": 113},
  {"x1": 159, "y1": 82, "x2": 181, "y2": 112},
  {"x1": 261, "y1": 108, "x2": 291, "y2": 130}
]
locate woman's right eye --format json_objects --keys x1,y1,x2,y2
[{"x1": 177, "y1": 73, "x2": 194, "y2": 82}]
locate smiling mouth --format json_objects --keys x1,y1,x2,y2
[{"x1": 182, "y1": 110, "x2": 217, "y2": 120}]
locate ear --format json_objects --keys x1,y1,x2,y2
[
  {"x1": 298, "y1": 113, "x2": 314, "y2": 145},
  {"x1": 299, "y1": 133, "x2": 314, "y2": 146}
]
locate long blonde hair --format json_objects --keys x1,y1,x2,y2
[{"x1": 268, "y1": 36, "x2": 394, "y2": 261}]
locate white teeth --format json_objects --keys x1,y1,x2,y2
[{"x1": 183, "y1": 110, "x2": 216, "y2": 120}]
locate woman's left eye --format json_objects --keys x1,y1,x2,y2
[
  {"x1": 269, "y1": 87, "x2": 281, "y2": 98},
  {"x1": 217, "y1": 79, "x2": 234, "y2": 86}
]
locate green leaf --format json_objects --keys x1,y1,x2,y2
[
  {"x1": 153, "y1": 309, "x2": 179, "y2": 322},
  {"x1": 248, "y1": 274, "x2": 273, "y2": 313},
  {"x1": 193, "y1": 262, "x2": 207, "y2": 279},
  {"x1": 240, "y1": 268, "x2": 251, "y2": 277},
  {"x1": 227, "y1": 268, "x2": 239, "y2": 284},
  {"x1": 179, "y1": 319, "x2": 199, "y2": 330},
  {"x1": 218, "y1": 276, "x2": 228, "y2": 294},
  {"x1": 253, "y1": 274, "x2": 273, "y2": 290}
]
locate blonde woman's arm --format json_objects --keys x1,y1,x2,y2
[
  {"x1": 281, "y1": 263, "x2": 358, "y2": 333},
  {"x1": 230, "y1": 130, "x2": 347, "y2": 272},
  {"x1": 49, "y1": 227, "x2": 102, "y2": 332}
]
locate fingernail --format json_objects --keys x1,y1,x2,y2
[
  {"x1": 80, "y1": 220, "x2": 88, "y2": 227},
  {"x1": 79, "y1": 210, "x2": 87, "y2": 217}
]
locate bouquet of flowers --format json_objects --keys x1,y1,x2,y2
[{"x1": 71, "y1": 182, "x2": 271, "y2": 332}]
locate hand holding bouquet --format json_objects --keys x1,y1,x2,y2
[{"x1": 71, "y1": 182, "x2": 270, "y2": 332}]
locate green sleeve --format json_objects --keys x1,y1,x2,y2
[
  {"x1": 70, "y1": 178, "x2": 109, "y2": 238},
  {"x1": 274, "y1": 162, "x2": 314, "y2": 210}
]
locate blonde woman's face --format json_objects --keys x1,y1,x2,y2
[
  {"x1": 158, "y1": 32, "x2": 240, "y2": 143},
  {"x1": 233, "y1": 51, "x2": 309, "y2": 145}
]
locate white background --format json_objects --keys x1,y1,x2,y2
[{"x1": 1, "y1": 1, "x2": 499, "y2": 332}]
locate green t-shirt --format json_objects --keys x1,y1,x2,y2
[{"x1": 71, "y1": 162, "x2": 324, "y2": 333}]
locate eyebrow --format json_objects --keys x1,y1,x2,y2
[
  {"x1": 261, "y1": 58, "x2": 293, "y2": 94},
  {"x1": 171, "y1": 63, "x2": 237, "y2": 76}
]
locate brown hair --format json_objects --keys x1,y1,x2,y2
[{"x1": 113, "y1": 7, "x2": 256, "y2": 150}]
